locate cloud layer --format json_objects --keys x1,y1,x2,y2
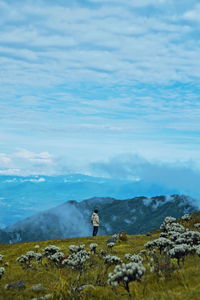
[{"x1": 0, "y1": 0, "x2": 200, "y2": 176}]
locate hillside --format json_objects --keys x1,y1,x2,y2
[
  {"x1": 1, "y1": 212, "x2": 200, "y2": 299},
  {"x1": 1, "y1": 194, "x2": 198, "y2": 243}
]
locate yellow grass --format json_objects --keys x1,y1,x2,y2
[{"x1": 0, "y1": 232, "x2": 200, "y2": 300}]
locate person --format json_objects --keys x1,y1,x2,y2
[{"x1": 91, "y1": 209, "x2": 100, "y2": 236}]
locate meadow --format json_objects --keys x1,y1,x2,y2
[{"x1": 1, "y1": 213, "x2": 200, "y2": 300}]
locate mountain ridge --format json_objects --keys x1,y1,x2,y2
[
  {"x1": 1, "y1": 194, "x2": 198, "y2": 244},
  {"x1": 0, "y1": 174, "x2": 178, "y2": 228}
]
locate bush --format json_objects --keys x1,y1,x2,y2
[
  {"x1": 168, "y1": 244, "x2": 190, "y2": 265},
  {"x1": 108, "y1": 262, "x2": 145, "y2": 296},
  {"x1": 119, "y1": 232, "x2": 128, "y2": 241},
  {"x1": 0, "y1": 267, "x2": 5, "y2": 279},
  {"x1": 103, "y1": 255, "x2": 122, "y2": 266},
  {"x1": 181, "y1": 214, "x2": 191, "y2": 221},
  {"x1": 124, "y1": 254, "x2": 143, "y2": 264}
]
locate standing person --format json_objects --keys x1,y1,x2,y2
[{"x1": 91, "y1": 209, "x2": 100, "y2": 236}]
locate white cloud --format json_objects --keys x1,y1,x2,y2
[
  {"x1": 0, "y1": 0, "x2": 199, "y2": 89},
  {"x1": 0, "y1": 153, "x2": 11, "y2": 166},
  {"x1": 0, "y1": 168, "x2": 21, "y2": 175},
  {"x1": 183, "y1": 3, "x2": 200, "y2": 22},
  {"x1": 0, "y1": 0, "x2": 200, "y2": 174},
  {"x1": 91, "y1": 0, "x2": 168, "y2": 7},
  {"x1": 14, "y1": 149, "x2": 53, "y2": 164}
]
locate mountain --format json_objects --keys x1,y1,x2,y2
[
  {"x1": 0, "y1": 174, "x2": 178, "y2": 228},
  {"x1": 2, "y1": 194, "x2": 198, "y2": 243}
]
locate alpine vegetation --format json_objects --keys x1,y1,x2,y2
[
  {"x1": 150, "y1": 238, "x2": 174, "y2": 254},
  {"x1": 124, "y1": 254, "x2": 143, "y2": 264},
  {"x1": 16, "y1": 254, "x2": 33, "y2": 268},
  {"x1": 89, "y1": 243, "x2": 98, "y2": 254},
  {"x1": 47, "y1": 251, "x2": 65, "y2": 267},
  {"x1": 69, "y1": 244, "x2": 85, "y2": 253},
  {"x1": 176, "y1": 231, "x2": 200, "y2": 246},
  {"x1": 168, "y1": 244, "x2": 191, "y2": 265},
  {"x1": 43, "y1": 245, "x2": 61, "y2": 257},
  {"x1": 181, "y1": 214, "x2": 191, "y2": 221},
  {"x1": 0, "y1": 267, "x2": 5, "y2": 279},
  {"x1": 160, "y1": 217, "x2": 177, "y2": 232},
  {"x1": 34, "y1": 245, "x2": 40, "y2": 251},
  {"x1": 108, "y1": 262, "x2": 145, "y2": 295},
  {"x1": 103, "y1": 255, "x2": 122, "y2": 266},
  {"x1": 107, "y1": 242, "x2": 115, "y2": 250},
  {"x1": 62, "y1": 250, "x2": 90, "y2": 270},
  {"x1": 3, "y1": 211, "x2": 200, "y2": 299}
]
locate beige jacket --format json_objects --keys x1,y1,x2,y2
[{"x1": 91, "y1": 212, "x2": 100, "y2": 226}]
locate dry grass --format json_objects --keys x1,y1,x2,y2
[{"x1": 0, "y1": 228, "x2": 200, "y2": 300}]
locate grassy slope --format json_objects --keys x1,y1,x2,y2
[{"x1": 1, "y1": 215, "x2": 200, "y2": 300}]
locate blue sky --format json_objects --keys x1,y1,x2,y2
[{"x1": 0, "y1": 0, "x2": 200, "y2": 177}]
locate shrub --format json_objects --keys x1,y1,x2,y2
[
  {"x1": 176, "y1": 231, "x2": 200, "y2": 246},
  {"x1": 160, "y1": 217, "x2": 176, "y2": 232},
  {"x1": 103, "y1": 255, "x2": 122, "y2": 266},
  {"x1": 160, "y1": 232, "x2": 168, "y2": 238},
  {"x1": 108, "y1": 262, "x2": 145, "y2": 296},
  {"x1": 48, "y1": 251, "x2": 65, "y2": 267},
  {"x1": 124, "y1": 254, "x2": 143, "y2": 264},
  {"x1": 119, "y1": 232, "x2": 128, "y2": 241},
  {"x1": 168, "y1": 231, "x2": 181, "y2": 242},
  {"x1": 16, "y1": 255, "x2": 29, "y2": 265},
  {"x1": 166, "y1": 223, "x2": 185, "y2": 234},
  {"x1": 144, "y1": 241, "x2": 156, "y2": 250},
  {"x1": 153, "y1": 238, "x2": 174, "y2": 253},
  {"x1": 99, "y1": 250, "x2": 107, "y2": 256},
  {"x1": 194, "y1": 223, "x2": 200, "y2": 229},
  {"x1": 168, "y1": 244, "x2": 190, "y2": 265},
  {"x1": 107, "y1": 242, "x2": 115, "y2": 250},
  {"x1": 195, "y1": 246, "x2": 200, "y2": 256},
  {"x1": 43, "y1": 245, "x2": 61, "y2": 257},
  {"x1": 0, "y1": 267, "x2": 5, "y2": 279},
  {"x1": 90, "y1": 243, "x2": 98, "y2": 254},
  {"x1": 62, "y1": 250, "x2": 90, "y2": 270},
  {"x1": 26, "y1": 251, "x2": 36, "y2": 260},
  {"x1": 69, "y1": 244, "x2": 85, "y2": 253},
  {"x1": 181, "y1": 214, "x2": 191, "y2": 221}
]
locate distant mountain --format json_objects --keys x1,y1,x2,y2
[
  {"x1": 0, "y1": 174, "x2": 178, "y2": 228},
  {"x1": 2, "y1": 194, "x2": 198, "y2": 244}
]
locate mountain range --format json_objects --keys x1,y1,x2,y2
[
  {"x1": 1, "y1": 194, "x2": 198, "y2": 244},
  {"x1": 0, "y1": 174, "x2": 179, "y2": 228}
]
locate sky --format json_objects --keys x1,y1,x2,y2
[{"x1": 0, "y1": 0, "x2": 200, "y2": 178}]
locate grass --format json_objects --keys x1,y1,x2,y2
[{"x1": 1, "y1": 218, "x2": 200, "y2": 300}]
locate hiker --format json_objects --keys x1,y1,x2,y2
[{"x1": 91, "y1": 209, "x2": 100, "y2": 236}]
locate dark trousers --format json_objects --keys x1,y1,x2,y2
[{"x1": 93, "y1": 226, "x2": 99, "y2": 236}]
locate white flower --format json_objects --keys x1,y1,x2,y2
[
  {"x1": 168, "y1": 244, "x2": 190, "y2": 263},
  {"x1": 181, "y1": 214, "x2": 191, "y2": 221},
  {"x1": 107, "y1": 242, "x2": 115, "y2": 249},
  {"x1": 108, "y1": 262, "x2": 145, "y2": 286},
  {"x1": 43, "y1": 245, "x2": 61, "y2": 257},
  {"x1": 89, "y1": 243, "x2": 98, "y2": 252},
  {"x1": 69, "y1": 244, "x2": 85, "y2": 253},
  {"x1": 62, "y1": 250, "x2": 90, "y2": 270},
  {"x1": 103, "y1": 255, "x2": 122, "y2": 265},
  {"x1": 124, "y1": 254, "x2": 143, "y2": 263}
]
